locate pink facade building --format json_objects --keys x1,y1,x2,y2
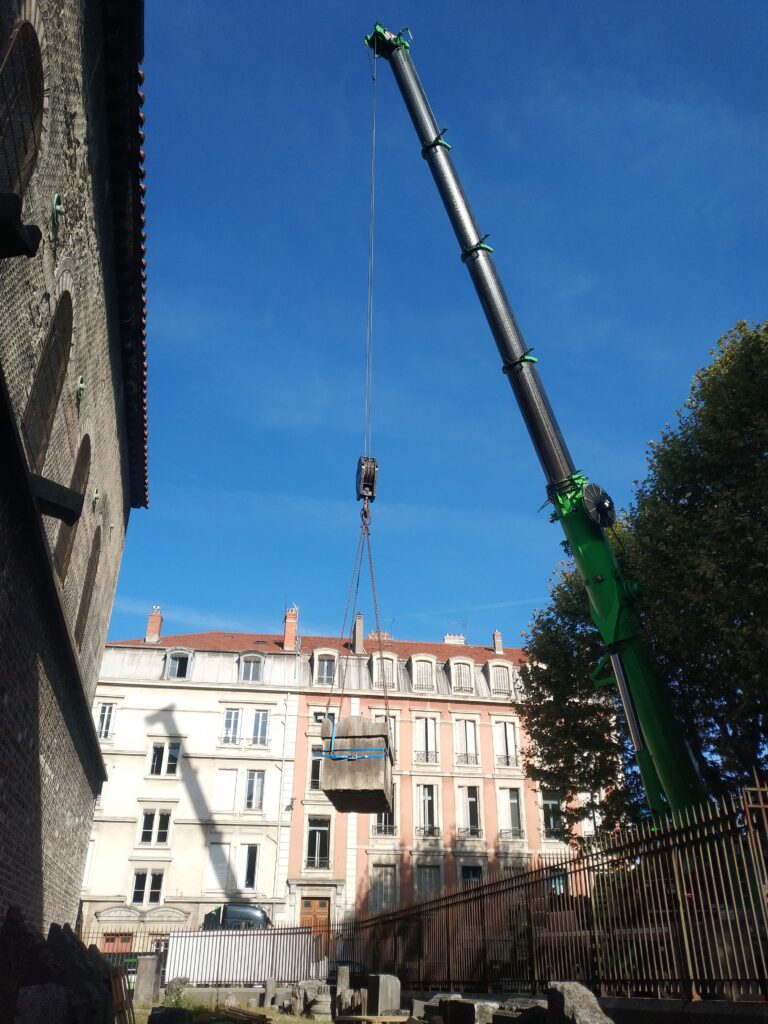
[{"x1": 82, "y1": 607, "x2": 577, "y2": 930}]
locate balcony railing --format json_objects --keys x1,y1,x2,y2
[
  {"x1": 491, "y1": 686, "x2": 512, "y2": 697},
  {"x1": 455, "y1": 753, "x2": 479, "y2": 766},
  {"x1": 415, "y1": 825, "x2": 441, "y2": 838},
  {"x1": 499, "y1": 827, "x2": 524, "y2": 840},
  {"x1": 495, "y1": 753, "x2": 519, "y2": 767},
  {"x1": 457, "y1": 826, "x2": 483, "y2": 839},
  {"x1": 452, "y1": 683, "x2": 474, "y2": 694},
  {"x1": 97, "y1": 731, "x2": 114, "y2": 741},
  {"x1": 219, "y1": 734, "x2": 240, "y2": 745},
  {"x1": 372, "y1": 823, "x2": 398, "y2": 837},
  {"x1": 413, "y1": 750, "x2": 439, "y2": 764},
  {"x1": 305, "y1": 856, "x2": 330, "y2": 870}
]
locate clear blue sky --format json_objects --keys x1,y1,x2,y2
[{"x1": 109, "y1": 1, "x2": 767, "y2": 647}]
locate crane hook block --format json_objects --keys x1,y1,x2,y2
[{"x1": 356, "y1": 456, "x2": 378, "y2": 502}]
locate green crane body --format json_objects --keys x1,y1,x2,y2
[{"x1": 366, "y1": 23, "x2": 707, "y2": 816}]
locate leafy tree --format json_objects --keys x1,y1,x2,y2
[
  {"x1": 625, "y1": 321, "x2": 768, "y2": 793},
  {"x1": 520, "y1": 321, "x2": 768, "y2": 829},
  {"x1": 520, "y1": 563, "x2": 645, "y2": 842}
]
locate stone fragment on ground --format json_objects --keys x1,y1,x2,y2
[{"x1": 547, "y1": 982, "x2": 612, "y2": 1024}]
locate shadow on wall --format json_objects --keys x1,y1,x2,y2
[{"x1": 144, "y1": 705, "x2": 276, "y2": 922}]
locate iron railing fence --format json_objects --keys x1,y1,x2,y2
[{"x1": 79, "y1": 779, "x2": 768, "y2": 999}]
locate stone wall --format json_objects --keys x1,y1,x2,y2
[{"x1": 0, "y1": 0, "x2": 143, "y2": 931}]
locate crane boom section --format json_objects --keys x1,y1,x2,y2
[{"x1": 367, "y1": 24, "x2": 707, "y2": 815}]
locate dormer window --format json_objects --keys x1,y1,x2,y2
[
  {"x1": 413, "y1": 660, "x2": 434, "y2": 692},
  {"x1": 165, "y1": 651, "x2": 191, "y2": 680},
  {"x1": 240, "y1": 656, "x2": 263, "y2": 683},
  {"x1": 317, "y1": 655, "x2": 335, "y2": 685},
  {"x1": 491, "y1": 664, "x2": 511, "y2": 696},
  {"x1": 372, "y1": 655, "x2": 396, "y2": 690},
  {"x1": 452, "y1": 662, "x2": 473, "y2": 694}
]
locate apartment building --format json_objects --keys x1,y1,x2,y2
[{"x1": 81, "y1": 606, "x2": 578, "y2": 932}]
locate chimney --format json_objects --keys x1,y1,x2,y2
[
  {"x1": 353, "y1": 612, "x2": 365, "y2": 655},
  {"x1": 283, "y1": 605, "x2": 298, "y2": 650},
  {"x1": 145, "y1": 605, "x2": 163, "y2": 643},
  {"x1": 493, "y1": 629, "x2": 504, "y2": 654},
  {"x1": 443, "y1": 633, "x2": 466, "y2": 645}
]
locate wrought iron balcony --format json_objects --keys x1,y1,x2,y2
[
  {"x1": 499, "y1": 827, "x2": 524, "y2": 840},
  {"x1": 492, "y1": 686, "x2": 512, "y2": 697},
  {"x1": 455, "y1": 753, "x2": 479, "y2": 766},
  {"x1": 457, "y1": 826, "x2": 483, "y2": 839},
  {"x1": 219, "y1": 735, "x2": 241, "y2": 745},
  {"x1": 414, "y1": 750, "x2": 439, "y2": 764},
  {"x1": 452, "y1": 683, "x2": 474, "y2": 694},
  {"x1": 495, "y1": 753, "x2": 519, "y2": 767},
  {"x1": 305, "y1": 856, "x2": 330, "y2": 869},
  {"x1": 372, "y1": 823, "x2": 398, "y2": 837},
  {"x1": 415, "y1": 825, "x2": 441, "y2": 838}
]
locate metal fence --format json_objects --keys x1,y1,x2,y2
[{"x1": 79, "y1": 778, "x2": 768, "y2": 999}]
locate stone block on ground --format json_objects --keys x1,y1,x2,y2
[
  {"x1": 494, "y1": 1004, "x2": 547, "y2": 1024},
  {"x1": 424, "y1": 995, "x2": 461, "y2": 1021},
  {"x1": 264, "y1": 978, "x2": 277, "y2": 1007},
  {"x1": 548, "y1": 982, "x2": 611, "y2": 1024},
  {"x1": 134, "y1": 953, "x2": 162, "y2": 1007},
  {"x1": 309, "y1": 983, "x2": 333, "y2": 1019},
  {"x1": 336, "y1": 965, "x2": 351, "y2": 991},
  {"x1": 367, "y1": 973, "x2": 402, "y2": 1014}
]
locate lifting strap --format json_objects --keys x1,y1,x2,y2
[{"x1": 322, "y1": 45, "x2": 392, "y2": 756}]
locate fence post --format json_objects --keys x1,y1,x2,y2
[
  {"x1": 526, "y1": 886, "x2": 538, "y2": 994},
  {"x1": 446, "y1": 903, "x2": 453, "y2": 991},
  {"x1": 480, "y1": 891, "x2": 491, "y2": 992}
]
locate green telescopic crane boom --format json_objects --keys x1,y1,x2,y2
[{"x1": 366, "y1": 23, "x2": 707, "y2": 815}]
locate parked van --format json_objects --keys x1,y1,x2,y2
[{"x1": 203, "y1": 903, "x2": 271, "y2": 930}]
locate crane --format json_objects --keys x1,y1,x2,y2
[{"x1": 365, "y1": 23, "x2": 707, "y2": 816}]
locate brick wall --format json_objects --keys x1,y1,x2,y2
[{"x1": 0, "y1": 0, "x2": 143, "y2": 929}]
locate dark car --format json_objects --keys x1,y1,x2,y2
[{"x1": 203, "y1": 903, "x2": 272, "y2": 930}]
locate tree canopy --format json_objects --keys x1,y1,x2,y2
[{"x1": 520, "y1": 321, "x2": 768, "y2": 830}]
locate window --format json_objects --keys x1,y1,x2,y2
[
  {"x1": 241, "y1": 656, "x2": 263, "y2": 682},
  {"x1": 416, "y1": 784, "x2": 438, "y2": 836},
  {"x1": 96, "y1": 702, "x2": 115, "y2": 740},
  {"x1": 131, "y1": 870, "x2": 163, "y2": 905},
  {"x1": 156, "y1": 811, "x2": 170, "y2": 843},
  {"x1": 374, "y1": 784, "x2": 396, "y2": 836},
  {"x1": 149, "y1": 741, "x2": 180, "y2": 776},
  {"x1": 222, "y1": 708, "x2": 240, "y2": 744},
  {"x1": 416, "y1": 864, "x2": 441, "y2": 899},
  {"x1": 452, "y1": 662, "x2": 473, "y2": 694},
  {"x1": 491, "y1": 664, "x2": 511, "y2": 696},
  {"x1": 454, "y1": 719, "x2": 478, "y2": 765},
  {"x1": 373, "y1": 656, "x2": 394, "y2": 690},
  {"x1": 494, "y1": 721, "x2": 518, "y2": 767},
  {"x1": 139, "y1": 810, "x2": 171, "y2": 845},
  {"x1": 241, "y1": 844, "x2": 258, "y2": 890},
  {"x1": 54, "y1": 434, "x2": 91, "y2": 581},
  {"x1": 245, "y1": 769, "x2": 265, "y2": 810},
  {"x1": 461, "y1": 864, "x2": 483, "y2": 885},
  {"x1": 74, "y1": 525, "x2": 101, "y2": 649},
  {"x1": 414, "y1": 660, "x2": 434, "y2": 691},
  {"x1": 458, "y1": 785, "x2": 482, "y2": 837},
  {"x1": 167, "y1": 652, "x2": 189, "y2": 679},
  {"x1": 214, "y1": 768, "x2": 237, "y2": 811},
  {"x1": 22, "y1": 291, "x2": 73, "y2": 473},
  {"x1": 542, "y1": 790, "x2": 564, "y2": 839},
  {"x1": 313, "y1": 710, "x2": 334, "y2": 725},
  {"x1": 316, "y1": 656, "x2": 335, "y2": 685},
  {"x1": 0, "y1": 20, "x2": 44, "y2": 197},
  {"x1": 578, "y1": 792, "x2": 600, "y2": 837},
  {"x1": 131, "y1": 871, "x2": 147, "y2": 904},
  {"x1": 310, "y1": 747, "x2": 323, "y2": 791},
  {"x1": 369, "y1": 864, "x2": 396, "y2": 911},
  {"x1": 306, "y1": 817, "x2": 330, "y2": 869},
  {"x1": 414, "y1": 717, "x2": 438, "y2": 763},
  {"x1": 206, "y1": 842, "x2": 231, "y2": 890},
  {"x1": 251, "y1": 709, "x2": 269, "y2": 746},
  {"x1": 500, "y1": 788, "x2": 523, "y2": 839}
]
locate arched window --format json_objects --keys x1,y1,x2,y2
[
  {"x1": 240, "y1": 655, "x2": 263, "y2": 683},
  {"x1": 54, "y1": 434, "x2": 91, "y2": 581},
  {"x1": 75, "y1": 525, "x2": 101, "y2": 649},
  {"x1": 22, "y1": 291, "x2": 73, "y2": 471},
  {"x1": 0, "y1": 20, "x2": 44, "y2": 196}
]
